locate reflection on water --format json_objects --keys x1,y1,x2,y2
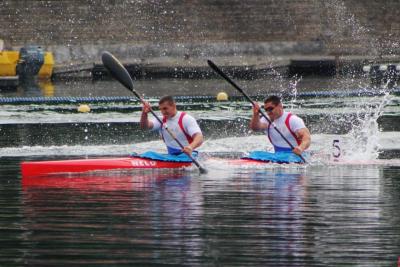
[
  {"x1": 202, "y1": 170, "x2": 309, "y2": 265},
  {"x1": 1, "y1": 77, "x2": 55, "y2": 97},
  {"x1": 4, "y1": 157, "x2": 400, "y2": 266},
  {"x1": 19, "y1": 171, "x2": 204, "y2": 265}
]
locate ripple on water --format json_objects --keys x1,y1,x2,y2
[{"x1": 1, "y1": 157, "x2": 400, "y2": 265}]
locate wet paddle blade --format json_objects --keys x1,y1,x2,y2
[
  {"x1": 199, "y1": 166, "x2": 208, "y2": 174},
  {"x1": 101, "y1": 51, "x2": 134, "y2": 91}
]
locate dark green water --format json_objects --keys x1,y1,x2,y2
[
  {"x1": 1, "y1": 156, "x2": 400, "y2": 266},
  {"x1": 1, "y1": 78, "x2": 400, "y2": 266}
]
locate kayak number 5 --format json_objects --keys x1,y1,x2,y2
[{"x1": 332, "y1": 139, "x2": 341, "y2": 159}]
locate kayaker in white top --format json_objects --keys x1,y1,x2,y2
[
  {"x1": 250, "y1": 95, "x2": 311, "y2": 156},
  {"x1": 140, "y1": 95, "x2": 204, "y2": 156}
]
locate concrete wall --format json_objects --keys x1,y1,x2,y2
[{"x1": 1, "y1": 0, "x2": 399, "y2": 64}]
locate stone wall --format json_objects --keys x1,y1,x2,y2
[{"x1": 1, "y1": 0, "x2": 399, "y2": 64}]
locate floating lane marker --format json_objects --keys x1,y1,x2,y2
[{"x1": 0, "y1": 88, "x2": 399, "y2": 105}]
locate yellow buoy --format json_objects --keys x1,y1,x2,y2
[
  {"x1": 216, "y1": 91, "x2": 228, "y2": 101},
  {"x1": 77, "y1": 104, "x2": 91, "y2": 113}
]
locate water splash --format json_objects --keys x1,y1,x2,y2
[
  {"x1": 287, "y1": 74, "x2": 302, "y2": 111},
  {"x1": 341, "y1": 93, "x2": 392, "y2": 160},
  {"x1": 268, "y1": 64, "x2": 303, "y2": 110},
  {"x1": 322, "y1": 0, "x2": 379, "y2": 56}
]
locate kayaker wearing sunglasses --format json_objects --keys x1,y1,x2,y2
[
  {"x1": 140, "y1": 95, "x2": 204, "y2": 156},
  {"x1": 250, "y1": 95, "x2": 311, "y2": 157}
]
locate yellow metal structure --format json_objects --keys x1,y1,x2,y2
[
  {"x1": 0, "y1": 51, "x2": 19, "y2": 76},
  {"x1": 0, "y1": 51, "x2": 54, "y2": 78},
  {"x1": 38, "y1": 52, "x2": 54, "y2": 78}
]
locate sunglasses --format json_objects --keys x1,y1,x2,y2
[{"x1": 264, "y1": 106, "x2": 276, "y2": 112}]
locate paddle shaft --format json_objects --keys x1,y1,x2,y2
[
  {"x1": 102, "y1": 51, "x2": 207, "y2": 173},
  {"x1": 207, "y1": 60, "x2": 306, "y2": 163}
]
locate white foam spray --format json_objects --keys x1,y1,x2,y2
[{"x1": 333, "y1": 93, "x2": 393, "y2": 161}]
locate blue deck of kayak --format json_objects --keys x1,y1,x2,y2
[{"x1": 133, "y1": 151, "x2": 195, "y2": 163}]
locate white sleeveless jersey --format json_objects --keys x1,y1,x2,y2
[
  {"x1": 260, "y1": 111, "x2": 306, "y2": 149},
  {"x1": 151, "y1": 111, "x2": 202, "y2": 150}
]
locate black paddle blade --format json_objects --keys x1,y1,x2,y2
[
  {"x1": 101, "y1": 51, "x2": 134, "y2": 91},
  {"x1": 207, "y1": 60, "x2": 221, "y2": 75},
  {"x1": 199, "y1": 167, "x2": 208, "y2": 174},
  {"x1": 207, "y1": 59, "x2": 230, "y2": 82}
]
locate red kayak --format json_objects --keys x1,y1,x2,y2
[{"x1": 21, "y1": 157, "x2": 193, "y2": 177}]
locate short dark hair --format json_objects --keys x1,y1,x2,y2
[
  {"x1": 159, "y1": 95, "x2": 175, "y2": 105},
  {"x1": 264, "y1": 95, "x2": 281, "y2": 105}
]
